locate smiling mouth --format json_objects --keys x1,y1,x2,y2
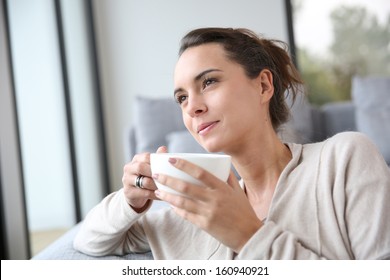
[{"x1": 197, "y1": 121, "x2": 219, "y2": 135}]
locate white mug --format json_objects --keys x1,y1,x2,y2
[{"x1": 150, "y1": 153, "x2": 231, "y2": 195}]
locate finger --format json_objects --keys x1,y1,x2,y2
[
  {"x1": 127, "y1": 187, "x2": 158, "y2": 200},
  {"x1": 168, "y1": 157, "x2": 223, "y2": 190},
  {"x1": 125, "y1": 160, "x2": 153, "y2": 178},
  {"x1": 172, "y1": 207, "x2": 196, "y2": 221},
  {"x1": 153, "y1": 173, "x2": 208, "y2": 201},
  {"x1": 122, "y1": 167, "x2": 156, "y2": 190},
  {"x1": 156, "y1": 146, "x2": 168, "y2": 153},
  {"x1": 131, "y1": 152, "x2": 151, "y2": 164},
  {"x1": 123, "y1": 173, "x2": 157, "y2": 197},
  {"x1": 131, "y1": 174, "x2": 157, "y2": 191},
  {"x1": 123, "y1": 183, "x2": 159, "y2": 207},
  {"x1": 155, "y1": 189, "x2": 200, "y2": 214},
  {"x1": 157, "y1": 189, "x2": 230, "y2": 234}
]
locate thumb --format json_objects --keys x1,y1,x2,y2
[{"x1": 156, "y1": 146, "x2": 168, "y2": 153}]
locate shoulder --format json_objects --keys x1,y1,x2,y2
[
  {"x1": 297, "y1": 131, "x2": 387, "y2": 169},
  {"x1": 322, "y1": 131, "x2": 381, "y2": 157},
  {"x1": 297, "y1": 132, "x2": 373, "y2": 159},
  {"x1": 325, "y1": 131, "x2": 373, "y2": 146},
  {"x1": 319, "y1": 131, "x2": 389, "y2": 171}
]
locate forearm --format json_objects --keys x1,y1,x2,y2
[{"x1": 73, "y1": 189, "x2": 151, "y2": 256}]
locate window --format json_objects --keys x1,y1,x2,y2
[
  {"x1": 2, "y1": 0, "x2": 109, "y2": 258},
  {"x1": 292, "y1": 0, "x2": 390, "y2": 105}
]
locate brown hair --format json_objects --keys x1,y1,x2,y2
[{"x1": 179, "y1": 27, "x2": 303, "y2": 130}]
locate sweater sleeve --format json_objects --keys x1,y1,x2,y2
[
  {"x1": 73, "y1": 189, "x2": 151, "y2": 256},
  {"x1": 337, "y1": 132, "x2": 390, "y2": 259}
]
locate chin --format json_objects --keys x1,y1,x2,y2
[
  {"x1": 193, "y1": 132, "x2": 226, "y2": 153},
  {"x1": 199, "y1": 140, "x2": 224, "y2": 154}
]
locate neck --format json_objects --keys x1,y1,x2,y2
[{"x1": 230, "y1": 132, "x2": 292, "y2": 201}]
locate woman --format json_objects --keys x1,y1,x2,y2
[{"x1": 74, "y1": 27, "x2": 390, "y2": 259}]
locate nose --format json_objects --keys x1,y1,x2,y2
[{"x1": 185, "y1": 93, "x2": 207, "y2": 118}]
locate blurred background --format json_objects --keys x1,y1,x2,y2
[
  {"x1": 293, "y1": 0, "x2": 390, "y2": 105},
  {"x1": 0, "y1": 0, "x2": 389, "y2": 259}
]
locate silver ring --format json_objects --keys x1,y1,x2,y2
[{"x1": 135, "y1": 175, "x2": 144, "y2": 189}]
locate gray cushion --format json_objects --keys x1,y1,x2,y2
[
  {"x1": 133, "y1": 96, "x2": 185, "y2": 153},
  {"x1": 320, "y1": 101, "x2": 356, "y2": 138},
  {"x1": 284, "y1": 90, "x2": 314, "y2": 143},
  {"x1": 166, "y1": 130, "x2": 207, "y2": 153},
  {"x1": 352, "y1": 76, "x2": 390, "y2": 164},
  {"x1": 32, "y1": 223, "x2": 153, "y2": 260}
]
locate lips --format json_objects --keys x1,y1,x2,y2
[{"x1": 197, "y1": 121, "x2": 219, "y2": 135}]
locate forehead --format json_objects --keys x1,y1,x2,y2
[{"x1": 174, "y1": 43, "x2": 230, "y2": 81}]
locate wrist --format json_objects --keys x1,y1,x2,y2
[
  {"x1": 234, "y1": 219, "x2": 263, "y2": 253},
  {"x1": 130, "y1": 199, "x2": 151, "y2": 213}
]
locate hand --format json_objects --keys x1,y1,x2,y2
[
  {"x1": 153, "y1": 157, "x2": 263, "y2": 253},
  {"x1": 122, "y1": 146, "x2": 167, "y2": 212}
]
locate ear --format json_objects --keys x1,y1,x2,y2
[{"x1": 256, "y1": 69, "x2": 274, "y2": 103}]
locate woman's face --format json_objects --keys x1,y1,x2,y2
[{"x1": 174, "y1": 43, "x2": 270, "y2": 154}]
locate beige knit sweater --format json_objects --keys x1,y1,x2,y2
[{"x1": 74, "y1": 132, "x2": 390, "y2": 259}]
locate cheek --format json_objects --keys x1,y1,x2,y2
[
  {"x1": 182, "y1": 113, "x2": 193, "y2": 132},
  {"x1": 183, "y1": 116, "x2": 200, "y2": 143}
]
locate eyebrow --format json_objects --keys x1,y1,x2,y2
[{"x1": 174, "y1": 68, "x2": 222, "y2": 96}]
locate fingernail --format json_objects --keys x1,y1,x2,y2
[
  {"x1": 152, "y1": 174, "x2": 159, "y2": 179},
  {"x1": 155, "y1": 190, "x2": 161, "y2": 197},
  {"x1": 168, "y1": 157, "x2": 177, "y2": 164}
]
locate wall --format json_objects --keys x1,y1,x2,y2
[{"x1": 93, "y1": 0, "x2": 289, "y2": 191}]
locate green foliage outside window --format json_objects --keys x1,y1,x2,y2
[{"x1": 295, "y1": 5, "x2": 390, "y2": 105}]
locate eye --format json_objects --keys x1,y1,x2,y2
[
  {"x1": 175, "y1": 94, "x2": 187, "y2": 105},
  {"x1": 202, "y1": 77, "x2": 217, "y2": 90}
]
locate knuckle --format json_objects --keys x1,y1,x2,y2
[
  {"x1": 179, "y1": 209, "x2": 189, "y2": 220},
  {"x1": 123, "y1": 163, "x2": 131, "y2": 173},
  {"x1": 132, "y1": 161, "x2": 140, "y2": 170},
  {"x1": 193, "y1": 168, "x2": 208, "y2": 180},
  {"x1": 136, "y1": 152, "x2": 150, "y2": 162},
  {"x1": 132, "y1": 153, "x2": 142, "y2": 162},
  {"x1": 175, "y1": 197, "x2": 186, "y2": 208},
  {"x1": 122, "y1": 173, "x2": 131, "y2": 186},
  {"x1": 176, "y1": 158, "x2": 185, "y2": 168},
  {"x1": 132, "y1": 152, "x2": 149, "y2": 164},
  {"x1": 140, "y1": 177, "x2": 150, "y2": 189},
  {"x1": 177, "y1": 181, "x2": 190, "y2": 192},
  {"x1": 130, "y1": 162, "x2": 145, "y2": 176},
  {"x1": 157, "y1": 174, "x2": 167, "y2": 184}
]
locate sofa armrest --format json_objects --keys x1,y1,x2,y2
[
  {"x1": 32, "y1": 223, "x2": 153, "y2": 260},
  {"x1": 320, "y1": 101, "x2": 356, "y2": 139}
]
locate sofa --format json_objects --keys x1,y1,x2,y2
[{"x1": 32, "y1": 76, "x2": 389, "y2": 260}]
